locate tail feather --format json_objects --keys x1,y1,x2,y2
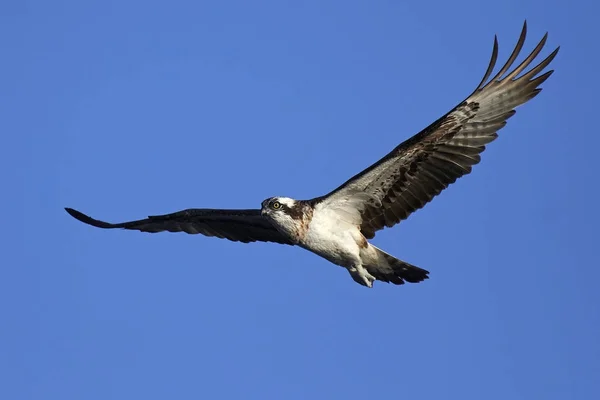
[{"x1": 366, "y1": 247, "x2": 429, "y2": 286}]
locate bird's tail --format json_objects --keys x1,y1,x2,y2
[{"x1": 366, "y1": 246, "x2": 430, "y2": 285}]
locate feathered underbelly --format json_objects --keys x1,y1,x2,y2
[{"x1": 300, "y1": 217, "x2": 363, "y2": 267}]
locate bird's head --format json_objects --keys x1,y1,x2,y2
[
  {"x1": 261, "y1": 197, "x2": 308, "y2": 241},
  {"x1": 261, "y1": 196, "x2": 297, "y2": 218}
]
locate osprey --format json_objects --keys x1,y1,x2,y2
[{"x1": 66, "y1": 22, "x2": 559, "y2": 288}]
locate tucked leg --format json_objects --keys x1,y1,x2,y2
[{"x1": 347, "y1": 264, "x2": 376, "y2": 288}]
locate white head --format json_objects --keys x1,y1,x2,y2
[{"x1": 261, "y1": 197, "x2": 308, "y2": 242}]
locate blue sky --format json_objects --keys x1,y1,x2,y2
[{"x1": 3, "y1": 1, "x2": 599, "y2": 399}]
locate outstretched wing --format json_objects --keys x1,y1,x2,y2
[
  {"x1": 65, "y1": 207, "x2": 292, "y2": 245},
  {"x1": 313, "y1": 21, "x2": 559, "y2": 239}
]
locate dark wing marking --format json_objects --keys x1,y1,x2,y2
[
  {"x1": 313, "y1": 21, "x2": 559, "y2": 239},
  {"x1": 65, "y1": 207, "x2": 292, "y2": 245}
]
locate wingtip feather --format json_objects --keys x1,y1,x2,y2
[{"x1": 65, "y1": 207, "x2": 116, "y2": 229}]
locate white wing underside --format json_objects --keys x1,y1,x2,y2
[{"x1": 320, "y1": 191, "x2": 382, "y2": 226}]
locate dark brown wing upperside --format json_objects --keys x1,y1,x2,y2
[
  {"x1": 313, "y1": 21, "x2": 559, "y2": 239},
  {"x1": 65, "y1": 207, "x2": 292, "y2": 245}
]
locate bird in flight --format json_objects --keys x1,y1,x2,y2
[{"x1": 66, "y1": 21, "x2": 558, "y2": 288}]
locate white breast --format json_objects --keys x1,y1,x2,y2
[{"x1": 300, "y1": 203, "x2": 363, "y2": 267}]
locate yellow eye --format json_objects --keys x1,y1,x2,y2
[{"x1": 271, "y1": 201, "x2": 281, "y2": 210}]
